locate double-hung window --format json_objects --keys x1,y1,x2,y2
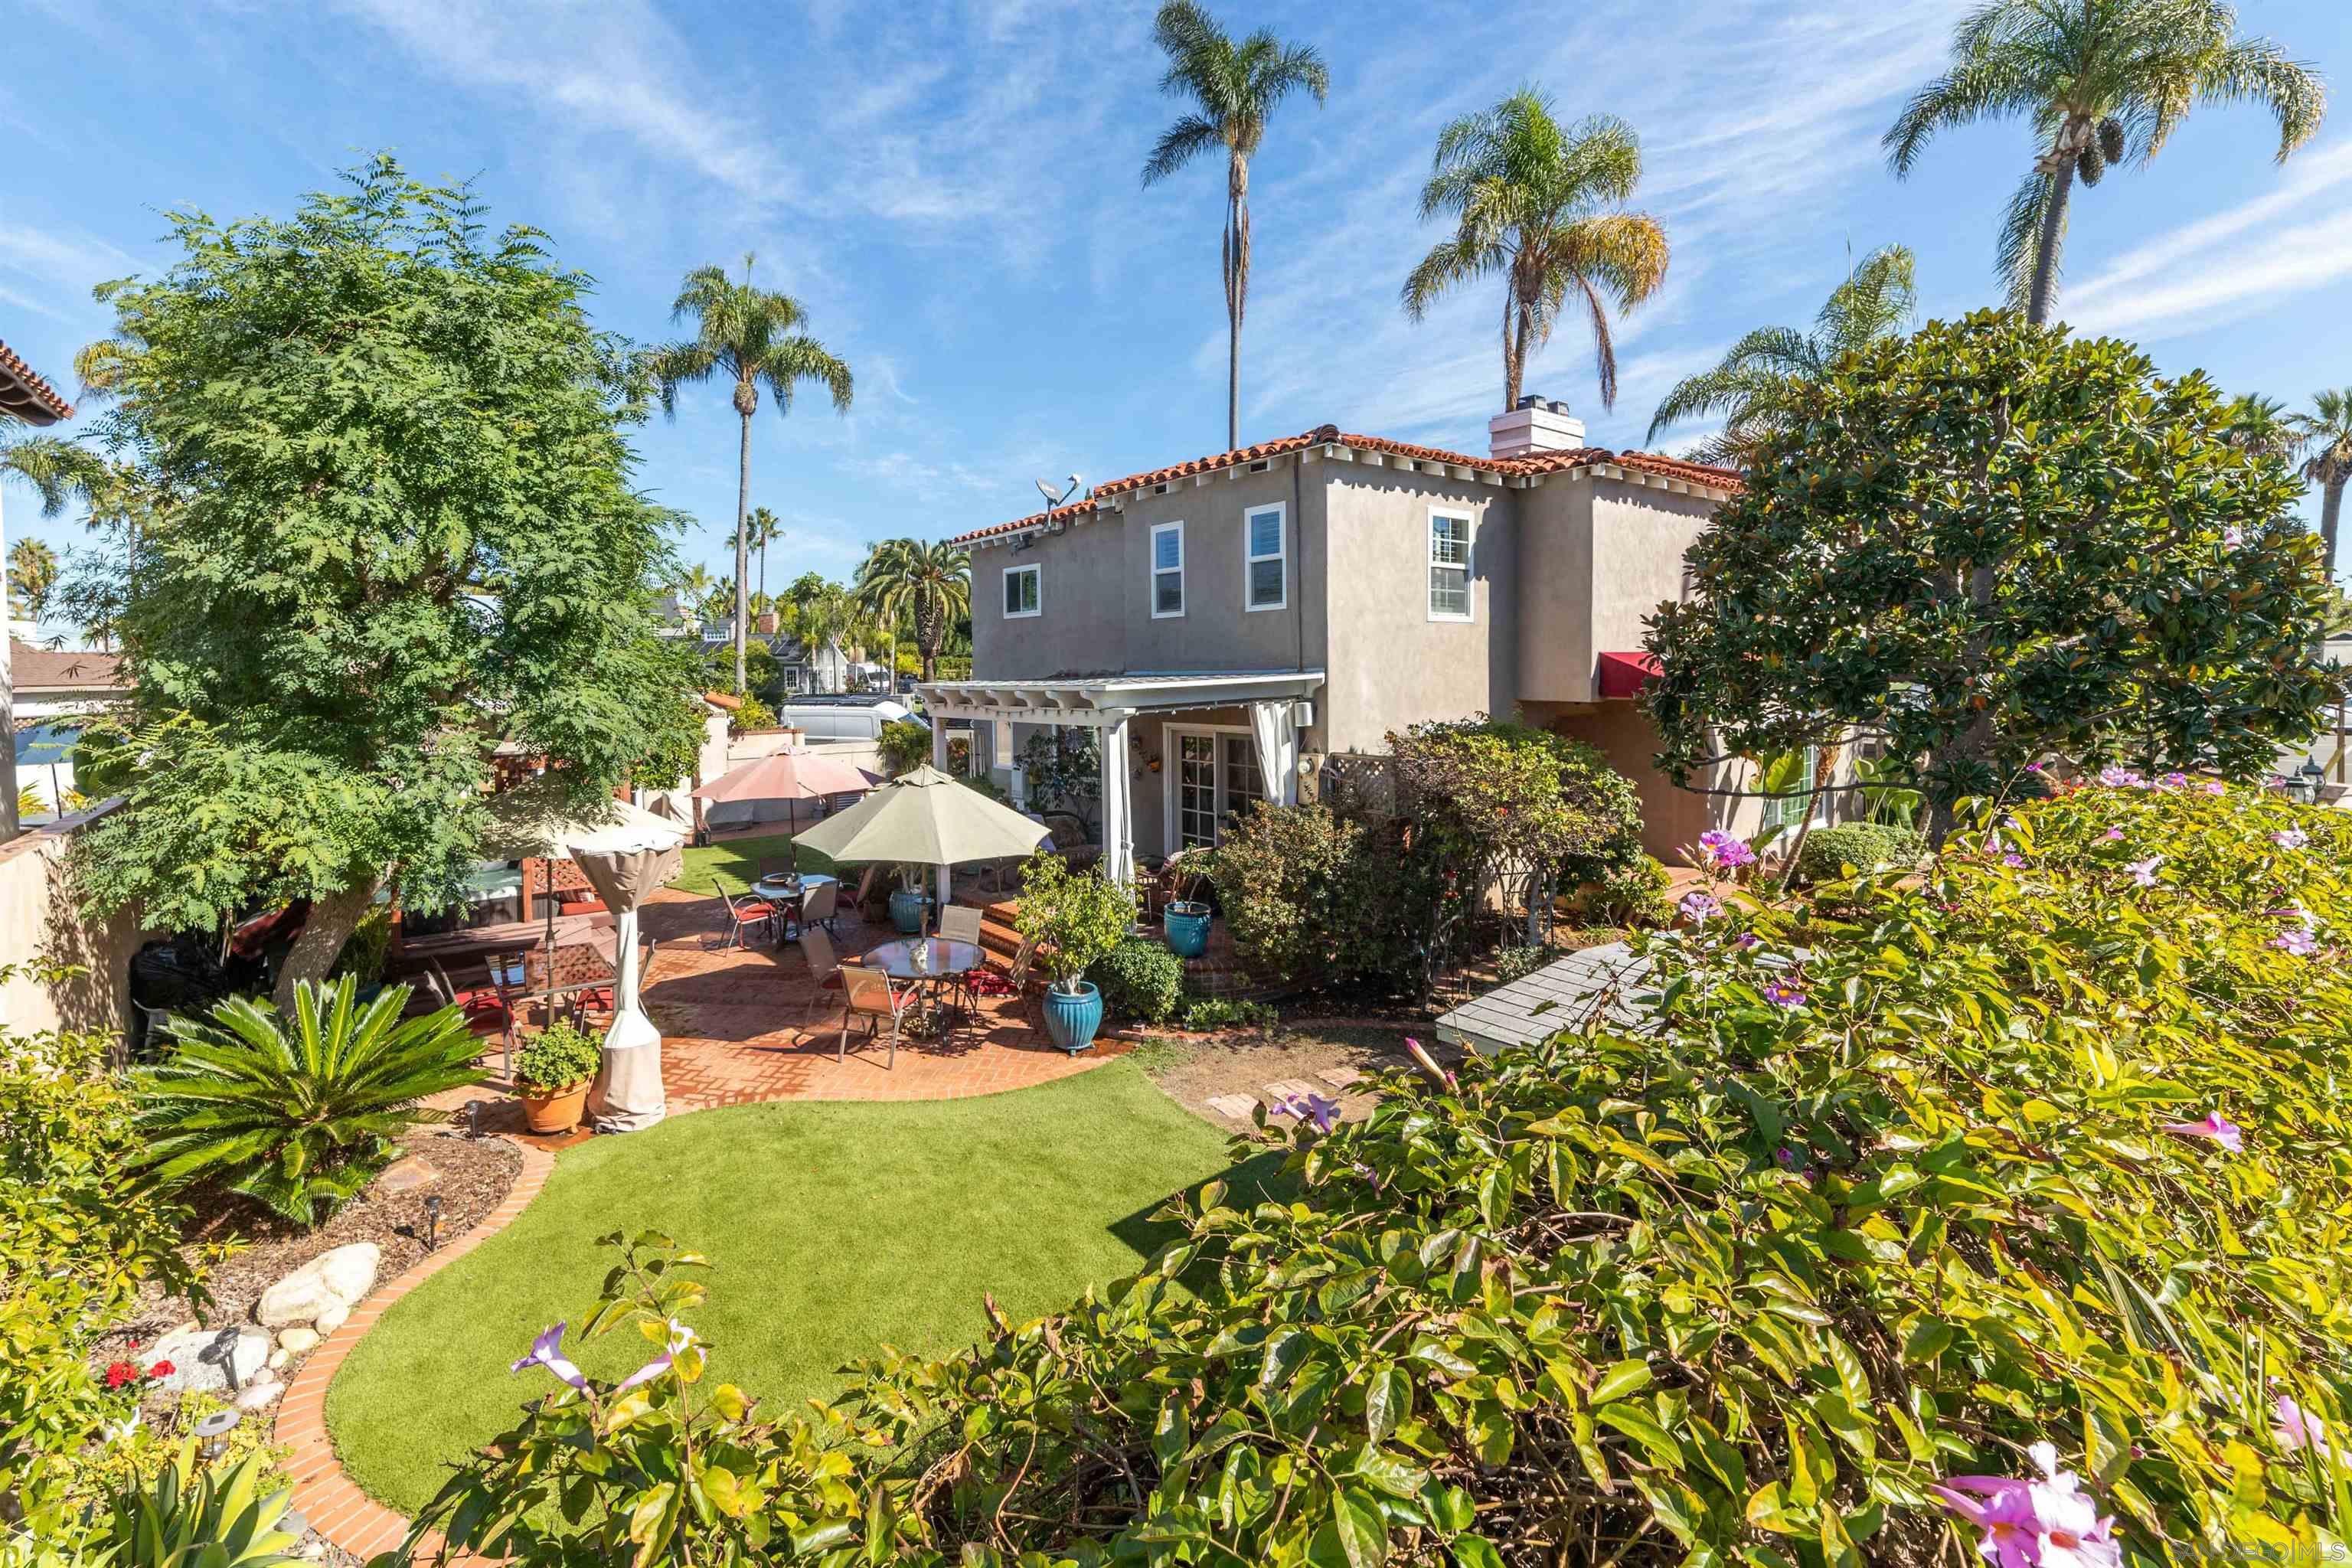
[
  {"x1": 1428, "y1": 510, "x2": 1472, "y2": 620},
  {"x1": 1151, "y1": 522, "x2": 1185, "y2": 618},
  {"x1": 1245, "y1": 504, "x2": 1286, "y2": 611},
  {"x1": 1003, "y1": 564, "x2": 1040, "y2": 619}
]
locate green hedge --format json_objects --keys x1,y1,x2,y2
[
  {"x1": 1086, "y1": 938, "x2": 1183, "y2": 1026},
  {"x1": 397, "y1": 779, "x2": 2352, "y2": 1568},
  {"x1": 1793, "y1": 820, "x2": 1923, "y2": 884}
]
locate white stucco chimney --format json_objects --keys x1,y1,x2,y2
[{"x1": 1488, "y1": 395, "x2": 1587, "y2": 459}]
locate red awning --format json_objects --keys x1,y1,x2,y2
[{"x1": 1596, "y1": 651, "x2": 1662, "y2": 699}]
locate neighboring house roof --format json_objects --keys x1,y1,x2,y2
[
  {"x1": 701, "y1": 689, "x2": 743, "y2": 711},
  {"x1": 946, "y1": 423, "x2": 1745, "y2": 545},
  {"x1": 9, "y1": 642, "x2": 128, "y2": 695},
  {"x1": 0, "y1": 339, "x2": 73, "y2": 426}
]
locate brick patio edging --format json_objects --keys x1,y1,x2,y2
[{"x1": 273, "y1": 1137, "x2": 557, "y2": 1563}]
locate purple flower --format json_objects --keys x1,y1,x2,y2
[
  {"x1": 2025, "y1": 762, "x2": 2045, "y2": 774},
  {"x1": 1678, "y1": 890, "x2": 1723, "y2": 921},
  {"x1": 615, "y1": 1317, "x2": 697, "y2": 1394},
  {"x1": 511, "y1": 1323, "x2": 589, "y2": 1390},
  {"x1": 2160, "y1": 1111, "x2": 2244, "y2": 1154},
  {"x1": 2202, "y1": 780, "x2": 2227, "y2": 797},
  {"x1": 1933, "y1": 1443, "x2": 2121, "y2": 1568},
  {"x1": 2103, "y1": 826, "x2": 2125, "y2": 841},
  {"x1": 2275, "y1": 926, "x2": 2320, "y2": 957},
  {"x1": 1696, "y1": 829, "x2": 1757, "y2": 870},
  {"x1": 2273, "y1": 828, "x2": 2309, "y2": 851},
  {"x1": 2097, "y1": 766, "x2": 2145, "y2": 789},
  {"x1": 2003, "y1": 853, "x2": 2027, "y2": 868},
  {"x1": 1403, "y1": 1037, "x2": 1455, "y2": 1092},
  {"x1": 2223, "y1": 527, "x2": 2246, "y2": 548},
  {"x1": 1733, "y1": 933, "x2": 1761, "y2": 949},
  {"x1": 1762, "y1": 981, "x2": 1807, "y2": 1010},
  {"x1": 1275, "y1": 1092, "x2": 1342, "y2": 1134},
  {"x1": 2159, "y1": 772, "x2": 2187, "y2": 790},
  {"x1": 2275, "y1": 1394, "x2": 2332, "y2": 1459},
  {"x1": 1774, "y1": 1147, "x2": 1805, "y2": 1171},
  {"x1": 2126, "y1": 857, "x2": 2161, "y2": 887}
]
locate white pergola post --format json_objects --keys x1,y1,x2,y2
[
  {"x1": 1099, "y1": 713, "x2": 1134, "y2": 886},
  {"x1": 930, "y1": 720, "x2": 952, "y2": 911}
]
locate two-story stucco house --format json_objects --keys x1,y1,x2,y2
[{"x1": 916, "y1": 403, "x2": 1760, "y2": 877}]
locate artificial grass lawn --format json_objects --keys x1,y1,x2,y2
[
  {"x1": 327, "y1": 1063, "x2": 1271, "y2": 1514},
  {"x1": 677, "y1": 828, "x2": 838, "y2": 895}
]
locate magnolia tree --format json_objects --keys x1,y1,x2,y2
[
  {"x1": 72, "y1": 158, "x2": 701, "y2": 1004},
  {"x1": 1646, "y1": 312, "x2": 2343, "y2": 841}
]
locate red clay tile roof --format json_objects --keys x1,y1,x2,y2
[
  {"x1": 9, "y1": 642, "x2": 126, "y2": 691},
  {"x1": 945, "y1": 425, "x2": 1743, "y2": 544},
  {"x1": 0, "y1": 340, "x2": 73, "y2": 426}
]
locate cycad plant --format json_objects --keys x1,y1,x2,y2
[
  {"x1": 1647, "y1": 244, "x2": 1916, "y2": 466},
  {"x1": 132, "y1": 977, "x2": 482, "y2": 1228},
  {"x1": 855, "y1": 538, "x2": 971, "y2": 683},
  {"x1": 1404, "y1": 89, "x2": 1669, "y2": 412},
  {"x1": 2292, "y1": 389, "x2": 2352, "y2": 584},
  {"x1": 1885, "y1": 0, "x2": 2325, "y2": 324},
  {"x1": 99, "y1": 1444, "x2": 300, "y2": 1568}
]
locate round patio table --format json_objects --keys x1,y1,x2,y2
[
  {"x1": 861, "y1": 937, "x2": 985, "y2": 1037},
  {"x1": 753, "y1": 871, "x2": 837, "y2": 903}
]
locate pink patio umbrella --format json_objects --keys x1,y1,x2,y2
[{"x1": 690, "y1": 749, "x2": 878, "y2": 837}]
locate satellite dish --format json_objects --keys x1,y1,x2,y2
[{"x1": 1033, "y1": 474, "x2": 1084, "y2": 509}]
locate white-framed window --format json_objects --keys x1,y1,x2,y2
[
  {"x1": 1002, "y1": 563, "x2": 1040, "y2": 619},
  {"x1": 1167, "y1": 725, "x2": 1268, "y2": 850},
  {"x1": 1428, "y1": 509, "x2": 1472, "y2": 621},
  {"x1": 1245, "y1": 503, "x2": 1286, "y2": 611},
  {"x1": 1150, "y1": 521, "x2": 1185, "y2": 618},
  {"x1": 1760, "y1": 744, "x2": 1825, "y2": 832}
]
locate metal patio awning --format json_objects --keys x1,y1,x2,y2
[{"x1": 916, "y1": 668, "x2": 1325, "y2": 727}]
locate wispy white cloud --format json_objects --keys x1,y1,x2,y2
[{"x1": 0, "y1": 222, "x2": 142, "y2": 303}]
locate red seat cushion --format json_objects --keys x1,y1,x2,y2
[
  {"x1": 733, "y1": 902, "x2": 776, "y2": 921},
  {"x1": 560, "y1": 899, "x2": 607, "y2": 916}
]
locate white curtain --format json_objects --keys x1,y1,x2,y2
[
  {"x1": 1099, "y1": 715, "x2": 1134, "y2": 884},
  {"x1": 1250, "y1": 700, "x2": 1299, "y2": 807},
  {"x1": 573, "y1": 841, "x2": 682, "y2": 1134}
]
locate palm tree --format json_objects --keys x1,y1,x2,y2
[
  {"x1": 1142, "y1": 0, "x2": 1328, "y2": 452},
  {"x1": 1885, "y1": 0, "x2": 2325, "y2": 325},
  {"x1": 746, "y1": 506, "x2": 782, "y2": 614},
  {"x1": 788, "y1": 577, "x2": 854, "y2": 694},
  {"x1": 647, "y1": 256, "x2": 852, "y2": 694},
  {"x1": 2293, "y1": 389, "x2": 2352, "y2": 585},
  {"x1": 7, "y1": 536, "x2": 59, "y2": 622},
  {"x1": 671, "y1": 562, "x2": 714, "y2": 628},
  {"x1": 1403, "y1": 90, "x2": 1670, "y2": 413},
  {"x1": 1648, "y1": 246, "x2": 1917, "y2": 466},
  {"x1": 2223, "y1": 394, "x2": 2301, "y2": 462},
  {"x1": 857, "y1": 538, "x2": 972, "y2": 684}
]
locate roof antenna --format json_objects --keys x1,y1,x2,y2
[{"x1": 1034, "y1": 474, "x2": 1083, "y2": 508}]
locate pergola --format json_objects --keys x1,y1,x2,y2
[{"x1": 914, "y1": 668, "x2": 1326, "y2": 890}]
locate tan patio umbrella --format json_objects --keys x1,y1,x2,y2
[
  {"x1": 481, "y1": 786, "x2": 686, "y2": 1133},
  {"x1": 790, "y1": 765, "x2": 1051, "y2": 921},
  {"x1": 690, "y1": 749, "x2": 877, "y2": 834}
]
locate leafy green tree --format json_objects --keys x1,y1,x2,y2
[
  {"x1": 647, "y1": 256, "x2": 851, "y2": 694},
  {"x1": 854, "y1": 537, "x2": 970, "y2": 682},
  {"x1": 133, "y1": 977, "x2": 482, "y2": 1228},
  {"x1": 1647, "y1": 312, "x2": 2342, "y2": 842},
  {"x1": 782, "y1": 573, "x2": 854, "y2": 693},
  {"x1": 1142, "y1": 0, "x2": 1328, "y2": 452},
  {"x1": 1647, "y1": 246, "x2": 1915, "y2": 466},
  {"x1": 1404, "y1": 89, "x2": 1669, "y2": 412},
  {"x1": 7, "y1": 535, "x2": 58, "y2": 620},
  {"x1": 1884, "y1": 0, "x2": 2325, "y2": 325},
  {"x1": 668, "y1": 560, "x2": 714, "y2": 625},
  {"x1": 2292, "y1": 387, "x2": 2352, "y2": 583},
  {"x1": 71, "y1": 158, "x2": 693, "y2": 1003}
]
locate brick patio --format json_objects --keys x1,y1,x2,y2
[{"x1": 428, "y1": 880, "x2": 1124, "y2": 1140}]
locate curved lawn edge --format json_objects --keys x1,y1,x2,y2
[{"x1": 273, "y1": 1137, "x2": 557, "y2": 1563}]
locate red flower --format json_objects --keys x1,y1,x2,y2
[
  {"x1": 145, "y1": 1360, "x2": 174, "y2": 1380},
  {"x1": 104, "y1": 1361, "x2": 137, "y2": 1389}
]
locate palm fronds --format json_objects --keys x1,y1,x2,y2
[
  {"x1": 131, "y1": 976, "x2": 485, "y2": 1229},
  {"x1": 855, "y1": 538, "x2": 972, "y2": 683}
]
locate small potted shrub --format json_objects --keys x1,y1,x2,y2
[
  {"x1": 1159, "y1": 847, "x2": 1214, "y2": 959},
  {"x1": 1014, "y1": 852, "x2": 1135, "y2": 1054},
  {"x1": 887, "y1": 864, "x2": 935, "y2": 934},
  {"x1": 512, "y1": 1021, "x2": 603, "y2": 1133}
]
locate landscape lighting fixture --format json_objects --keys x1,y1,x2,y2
[
  {"x1": 194, "y1": 1409, "x2": 240, "y2": 1462},
  {"x1": 423, "y1": 1194, "x2": 443, "y2": 1253}
]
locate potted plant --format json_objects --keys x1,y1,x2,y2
[
  {"x1": 1159, "y1": 847, "x2": 1214, "y2": 959},
  {"x1": 1013, "y1": 851, "x2": 1135, "y2": 1054},
  {"x1": 887, "y1": 864, "x2": 935, "y2": 934},
  {"x1": 512, "y1": 1021, "x2": 603, "y2": 1133}
]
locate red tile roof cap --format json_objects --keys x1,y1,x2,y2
[{"x1": 0, "y1": 340, "x2": 74, "y2": 425}]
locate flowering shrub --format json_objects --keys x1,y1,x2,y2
[{"x1": 391, "y1": 779, "x2": 2350, "y2": 1568}]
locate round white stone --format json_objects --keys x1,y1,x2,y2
[
  {"x1": 276, "y1": 1327, "x2": 321, "y2": 1356},
  {"x1": 312, "y1": 1302, "x2": 349, "y2": 1338},
  {"x1": 256, "y1": 1243, "x2": 381, "y2": 1328}
]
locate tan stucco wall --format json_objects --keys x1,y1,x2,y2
[
  {"x1": 1517, "y1": 472, "x2": 1715, "y2": 704},
  {"x1": 1531, "y1": 702, "x2": 1753, "y2": 866},
  {"x1": 1319, "y1": 463, "x2": 1515, "y2": 751},
  {"x1": 1111, "y1": 469, "x2": 1327, "y2": 678},
  {"x1": 969, "y1": 514, "x2": 1131, "y2": 681},
  {"x1": 0, "y1": 799, "x2": 144, "y2": 1043}
]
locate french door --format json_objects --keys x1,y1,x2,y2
[{"x1": 1170, "y1": 728, "x2": 1265, "y2": 849}]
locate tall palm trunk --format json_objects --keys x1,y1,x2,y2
[
  {"x1": 1223, "y1": 149, "x2": 1250, "y2": 452},
  {"x1": 732, "y1": 404, "x2": 752, "y2": 693},
  {"x1": 2027, "y1": 129, "x2": 2078, "y2": 327},
  {"x1": 2322, "y1": 476, "x2": 2345, "y2": 584}
]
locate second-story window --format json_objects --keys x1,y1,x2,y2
[
  {"x1": 1428, "y1": 510, "x2": 1472, "y2": 621},
  {"x1": 1004, "y1": 563, "x2": 1040, "y2": 619},
  {"x1": 1151, "y1": 521, "x2": 1184, "y2": 618},
  {"x1": 1246, "y1": 504, "x2": 1285, "y2": 611}
]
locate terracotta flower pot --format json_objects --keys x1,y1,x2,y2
[{"x1": 518, "y1": 1078, "x2": 590, "y2": 1133}]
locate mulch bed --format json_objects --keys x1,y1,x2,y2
[{"x1": 116, "y1": 1129, "x2": 524, "y2": 1356}]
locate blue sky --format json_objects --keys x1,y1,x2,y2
[{"x1": 7, "y1": 0, "x2": 2350, "y2": 637}]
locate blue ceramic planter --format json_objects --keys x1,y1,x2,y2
[
  {"x1": 888, "y1": 887, "x2": 931, "y2": 934},
  {"x1": 1042, "y1": 980, "x2": 1105, "y2": 1054},
  {"x1": 1162, "y1": 901, "x2": 1212, "y2": 959}
]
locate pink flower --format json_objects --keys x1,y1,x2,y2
[
  {"x1": 1678, "y1": 890, "x2": 1722, "y2": 920},
  {"x1": 1935, "y1": 1443, "x2": 2122, "y2": 1568},
  {"x1": 2273, "y1": 828, "x2": 2309, "y2": 851},
  {"x1": 2097, "y1": 766, "x2": 2145, "y2": 789},
  {"x1": 511, "y1": 1322, "x2": 589, "y2": 1390},
  {"x1": 2202, "y1": 780, "x2": 2227, "y2": 797},
  {"x1": 1403, "y1": 1037, "x2": 1455, "y2": 1092},
  {"x1": 2125, "y1": 857, "x2": 2161, "y2": 887},
  {"x1": 2159, "y1": 1111, "x2": 2244, "y2": 1153},
  {"x1": 615, "y1": 1318, "x2": 696, "y2": 1393},
  {"x1": 2275, "y1": 1394, "x2": 2331, "y2": 1459},
  {"x1": 1696, "y1": 829, "x2": 1757, "y2": 870},
  {"x1": 2275, "y1": 926, "x2": 2319, "y2": 957},
  {"x1": 2103, "y1": 827, "x2": 2125, "y2": 841},
  {"x1": 2223, "y1": 527, "x2": 2246, "y2": 547}
]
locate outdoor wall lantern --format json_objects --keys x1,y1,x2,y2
[{"x1": 2297, "y1": 759, "x2": 2327, "y2": 803}]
